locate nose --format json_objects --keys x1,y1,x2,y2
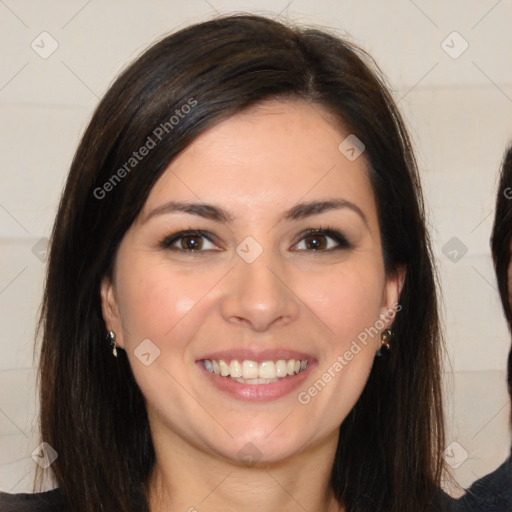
[{"x1": 220, "y1": 248, "x2": 300, "y2": 332}]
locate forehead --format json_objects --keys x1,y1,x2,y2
[{"x1": 141, "y1": 99, "x2": 378, "y2": 227}]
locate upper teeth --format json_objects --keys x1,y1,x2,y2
[{"x1": 203, "y1": 359, "x2": 308, "y2": 379}]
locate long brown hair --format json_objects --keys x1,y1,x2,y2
[{"x1": 36, "y1": 14, "x2": 445, "y2": 511}]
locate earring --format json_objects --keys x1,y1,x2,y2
[
  {"x1": 107, "y1": 331, "x2": 118, "y2": 358},
  {"x1": 376, "y1": 329, "x2": 393, "y2": 357}
]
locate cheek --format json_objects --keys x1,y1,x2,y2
[
  {"x1": 115, "y1": 258, "x2": 202, "y2": 345},
  {"x1": 113, "y1": 262, "x2": 206, "y2": 404},
  {"x1": 299, "y1": 267, "x2": 383, "y2": 423},
  {"x1": 299, "y1": 263, "x2": 385, "y2": 347}
]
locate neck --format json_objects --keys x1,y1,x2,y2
[{"x1": 147, "y1": 427, "x2": 344, "y2": 512}]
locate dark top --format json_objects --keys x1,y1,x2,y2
[
  {"x1": 0, "y1": 489, "x2": 64, "y2": 511},
  {"x1": 452, "y1": 456, "x2": 512, "y2": 512}
]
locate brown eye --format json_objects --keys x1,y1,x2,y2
[
  {"x1": 294, "y1": 229, "x2": 352, "y2": 252},
  {"x1": 159, "y1": 230, "x2": 219, "y2": 252},
  {"x1": 180, "y1": 235, "x2": 203, "y2": 250},
  {"x1": 304, "y1": 233, "x2": 328, "y2": 250}
]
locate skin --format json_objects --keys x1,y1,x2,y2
[{"x1": 101, "y1": 99, "x2": 405, "y2": 512}]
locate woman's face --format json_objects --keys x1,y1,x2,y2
[{"x1": 101, "y1": 99, "x2": 404, "y2": 465}]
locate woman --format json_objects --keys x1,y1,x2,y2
[
  {"x1": 452, "y1": 147, "x2": 512, "y2": 512},
  {"x1": 0, "y1": 14, "x2": 447, "y2": 511}
]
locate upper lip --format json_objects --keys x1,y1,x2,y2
[{"x1": 197, "y1": 348, "x2": 315, "y2": 363}]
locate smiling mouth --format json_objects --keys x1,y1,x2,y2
[{"x1": 201, "y1": 358, "x2": 309, "y2": 384}]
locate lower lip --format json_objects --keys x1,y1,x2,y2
[{"x1": 197, "y1": 362, "x2": 316, "y2": 401}]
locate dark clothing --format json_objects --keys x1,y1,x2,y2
[
  {"x1": 452, "y1": 456, "x2": 512, "y2": 512},
  {"x1": 0, "y1": 489, "x2": 64, "y2": 511}
]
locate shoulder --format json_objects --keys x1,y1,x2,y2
[
  {"x1": 426, "y1": 487, "x2": 459, "y2": 511},
  {"x1": 0, "y1": 489, "x2": 65, "y2": 512},
  {"x1": 455, "y1": 456, "x2": 512, "y2": 511}
]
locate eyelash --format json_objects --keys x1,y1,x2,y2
[{"x1": 158, "y1": 227, "x2": 353, "y2": 253}]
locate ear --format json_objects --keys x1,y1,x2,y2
[
  {"x1": 100, "y1": 275, "x2": 125, "y2": 349},
  {"x1": 379, "y1": 264, "x2": 406, "y2": 329}
]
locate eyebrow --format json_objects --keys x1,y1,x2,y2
[{"x1": 142, "y1": 199, "x2": 368, "y2": 226}]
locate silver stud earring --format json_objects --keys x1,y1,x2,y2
[{"x1": 107, "y1": 331, "x2": 118, "y2": 357}]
